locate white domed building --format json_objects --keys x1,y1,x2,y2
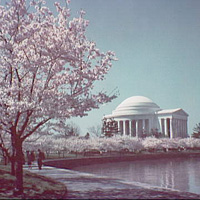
[{"x1": 104, "y1": 96, "x2": 188, "y2": 138}]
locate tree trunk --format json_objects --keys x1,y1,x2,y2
[
  {"x1": 14, "y1": 138, "x2": 24, "y2": 195},
  {"x1": 11, "y1": 157, "x2": 16, "y2": 175},
  {"x1": 4, "y1": 156, "x2": 7, "y2": 165},
  {"x1": 11, "y1": 135, "x2": 16, "y2": 175}
]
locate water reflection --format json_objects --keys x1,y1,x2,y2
[{"x1": 74, "y1": 156, "x2": 200, "y2": 194}]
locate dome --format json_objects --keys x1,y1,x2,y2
[{"x1": 112, "y1": 96, "x2": 161, "y2": 116}]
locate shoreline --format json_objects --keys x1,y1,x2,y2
[
  {"x1": 41, "y1": 151, "x2": 200, "y2": 199},
  {"x1": 23, "y1": 163, "x2": 200, "y2": 199}
]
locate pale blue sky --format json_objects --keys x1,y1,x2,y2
[
  {"x1": 3, "y1": 0, "x2": 200, "y2": 135},
  {"x1": 67, "y1": 0, "x2": 200, "y2": 135}
]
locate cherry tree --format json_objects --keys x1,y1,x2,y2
[{"x1": 0, "y1": 0, "x2": 117, "y2": 194}]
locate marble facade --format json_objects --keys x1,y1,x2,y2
[{"x1": 104, "y1": 96, "x2": 188, "y2": 138}]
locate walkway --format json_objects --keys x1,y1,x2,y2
[{"x1": 24, "y1": 164, "x2": 200, "y2": 199}]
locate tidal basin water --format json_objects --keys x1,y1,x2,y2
[{"x1": 73, "y1": 155, "x2": 200, "y2": 195}]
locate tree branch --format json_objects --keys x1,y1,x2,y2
[
  {"x1": 22, "y1": 117, "x2": 51, "y2": 141},
  {"x1": 19, "y1": 110, "x2": 33, "y2": 137}
]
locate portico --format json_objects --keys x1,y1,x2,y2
[
  {"x1": 157, "y1": 109, "x2": 188, "y2": 138},
  {"x1": 117, "y1": 118, "x2": 150, "y2": 137}
]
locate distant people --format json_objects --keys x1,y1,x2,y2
[
  {"x1": 30, "y1": 151, "x2": 35, "y2": 163},
  {"x1": 37, "y1": 149, "x2": 45, "y2": 170},
  {"x1": 26, "y1": 151, "x2": 32, "y2": 169}
]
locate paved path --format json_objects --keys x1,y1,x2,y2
[{"x1": 24, "y1": 164, "x2": 200, "y2": 199}]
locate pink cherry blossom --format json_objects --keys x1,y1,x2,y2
[{"x1": 0, "y1": 0, "x2": 117, "y2": 193}]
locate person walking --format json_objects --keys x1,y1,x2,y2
[
  {"x1": 30, "y1": 151, "x2": 35, "y2": 163},
  {"x1": 37, "y1": 149, "x2": 45, "y2": 170},
  {"x1": 26, "y1": 151, "x2": 32, "y2": 169}
]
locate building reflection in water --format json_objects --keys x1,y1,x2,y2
[{"x1": 74, "y1": 156, "x2": 200, "y2": 194}]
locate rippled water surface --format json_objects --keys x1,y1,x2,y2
[{"x1": 74, "y1": 155, "x2": 200, "y2": 194}]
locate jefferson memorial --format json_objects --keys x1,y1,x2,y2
[{"x1": 104, "y1": 96, "x2": 188, "y2": 138}]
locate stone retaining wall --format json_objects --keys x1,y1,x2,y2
[{"x1": 44, "y1": 151, "x2": 200, "y2": 169}]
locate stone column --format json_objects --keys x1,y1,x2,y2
[
  {"x1": 123, "y1": 121, "x2": 126, "y2": 136},
  {"x1": 159, "y1": 119, "x2": 162, "y2": 134},
  {"x1": 170, "y1": 119, "x2": 173, "y2": 138},
  {"x1": 175, "y1": 119, "x2": 178, "y2": 137},
  {"x1": 179, "y1": 120, "x2": 182, "y2": 137},
  {"x1": 180, "y1": 120, "x2": 182, "y2": 137},
  {"x1": 129, "y1": 120, "x2": 132, "y2": 137},
  {"x1": 136, "y1": 120, "x2": 139, "y2": 138},
  {"x1": 184, "y1": 120, "x2": 187, "y2": 137},
  {"x1": 177, "y1": 119, "x2": 179, "y2": 137},
  {"x1": 182, "y1": 120, "x2": 184, "y2": 137},
  {"x1": 142, "y1": 119, "x2": 145, "y2": 134},
  {"x1": 165, "y1": 119, "x2": 168, "y2": 137},
  {"x1": 185, "y1": 120, "x2": 187, "y2": 136}
]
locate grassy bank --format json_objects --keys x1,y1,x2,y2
[{"x1": 0, "y1": 164, "x2": 67, "y2": 199}]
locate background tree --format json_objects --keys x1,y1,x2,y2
[
  {"x1": 87, "y1": 124, "x2": 102, "y2": 137},
  {"x1": 0, "y1": 0, "x2": 117, "y2": 194},
  {"x1": 191, "y1": 123, "x2": 200, "y2": 138},
  {"x1": 0, "y1": 131, "x2": 13, "y2": 167},
  {"x1": 53, "y1": 121, "x2": 80, "y2": 139}
]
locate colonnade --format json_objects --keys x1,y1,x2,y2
[
  {"x1": 117, "y1": 119, "x2": 150, "y2": 137},
  {"x1": 160, "y1": 118, "x2": 188, "y2": 138},
  {"x1": 117, "y1": 118, "x2": 187, "y2": 138}
]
